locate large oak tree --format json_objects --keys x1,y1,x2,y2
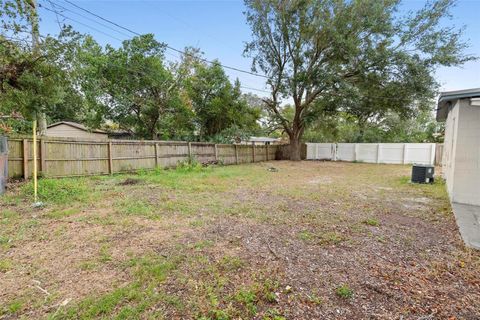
[{"x1": 244, "y1": 0, "x2": 475, "y2": 160}]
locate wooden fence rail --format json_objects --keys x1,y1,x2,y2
[{"x1": 7, "y1": 136, "x2": 279, "y2": 179}]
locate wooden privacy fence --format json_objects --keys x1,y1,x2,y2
[
  {"x1": 306, "y1": 142, "x2": 438, "y2": 165},
  {"x1": 7, "y1": 136, "x2": 279, "y2": 179},
  {"x1": 0, "y1": 136, "x2": 7, "y2": 194}
]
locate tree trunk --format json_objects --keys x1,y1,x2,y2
[
  {"x1": 289, "y1": 135, "x2": 302, "y2": 161},
  {"x1": 37, "y1": 112, "x2": 47, "y2": 136}
]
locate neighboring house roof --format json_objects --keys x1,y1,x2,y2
[
  {"x1": 437, "y1": 88, "x2": 480, "y2": 121},
  {"x1": 247, "y1": 136, "x2": 281, "y2": 143},
  {"x1": 47, "y1": 121, "x2": 107, "y2": 134}
]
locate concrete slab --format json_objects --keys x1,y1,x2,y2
[{"x1": 451, "y1": 202, "x2": 480, "y2": 249}]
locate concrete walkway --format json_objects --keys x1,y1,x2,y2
[{"x1": 452, "y1": 202, "x2": 480, "y2": 250}]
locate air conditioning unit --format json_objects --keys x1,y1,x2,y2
[{"x1": 411, "y1": 164, "x2": 435, "y2": 184}]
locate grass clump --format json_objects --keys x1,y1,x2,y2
[
  {"x1": 298, "y1": 230, "x2": 314, "y2": 241},
  {"x1": 335, "y1": 284, "x2": 353, "y2": 299},
  {"x1": 263, "y1": 309, "x2": 286, "y2": 320},
  {"x1": 45, "y1": 208, "x2": 81, "y2": 219},
  {"x1": 298, "y1": 230, "x2": 346, "y2": 246},
  {"x1": 0, "y1": 258, "x2": 13, "y2": 272},
  {"x1": 98, "y1": 244, "x2": 112, "y2": 263},
  {"x1": 21, "y1": 178, "x2": 91, "y2": 205},
  {"x1": 362, "y1": 218, "x2": 380, "y2": 227},
  {"x1": 7, "y1": 300, "x2": 22, "y2": 314},
  {"x1": 115, "y1": 198, "x2": 157, "y2": 219},
  {"x1": 306, "y1": 292, "x2": 323, "y2": 305},
  {"x1": 219, "y1": 255, "x2": 244, "y2": 271},
  {"x1": 176, "y1": 156, "x2": 203, "y2": 173},
  {"x1": 234, "y1": 288, "x2": 258, "y2": 315}
]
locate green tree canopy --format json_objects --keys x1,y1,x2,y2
[
  {"x1": 244, "y1": 0, "x2": 475, "y2": 159},
  {"x1": 187, "y1": 60, "x2": 261, "y2": 141}
]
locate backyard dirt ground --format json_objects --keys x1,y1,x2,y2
[{"x1": 0, "y1": 161, "x2": 479, "y2": 319}]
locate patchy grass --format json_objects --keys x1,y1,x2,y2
[
  {"x1": 335, "y1": 284, "x2": 354, "y2": 299},
  {"x1": 0, "y1": 161, "x2": 478, "y2": 319},
  {"x1": 362, "y1": 217, "x2": 380, "y2": 227},
  {"x1": 20, "y1": 177, "x2": 92, "y2": 205},
  {"x1": 0, "y1": 258, "x2": 13, "y2": 272}
]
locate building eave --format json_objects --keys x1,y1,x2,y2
[{"x1": 437, "y1": 88, "x2": 480, "y2": 121}]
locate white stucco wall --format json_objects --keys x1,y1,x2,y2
[
  {"x1": 442, "y1": 101, "x2": 460, "y2": 197},
  {"x1": 46, "y1": 124, "x2": 108, "y2": 140},
  {"x1": 443, "y1": 99, "x2": 480, "y2": 206},
  {"x1": 450, "y1": 100, "x2": 480, "y2": 206}
]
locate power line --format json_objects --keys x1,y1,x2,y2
[
  {"x1": 43, "y1": 0, "x2": 133, "y2": 39},
  {"x1": 39, "y1": 2, "x2": 418, "y2": 102},
  {"x1": 239, "y1": 85, "x2": 269, "y2": 93},
  {"x1": 143, "y1": 1, "x2": 240, "y2": 54},
  {"x1": 62, "y1": 0, "x2": 270, "y2": 80},
  {"x1": 40, "y1": 5, "x2": 125, "y2": 42},
  {"x1": 39, "y1": 3, "x2": 270, "y2": 95}
]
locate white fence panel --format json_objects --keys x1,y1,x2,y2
[
  {"x1": 306, "y1": 142, "x2": 436, "y2": 165},
  {"x1": 306, "y1": 143, "x2": 335, "y2": 160},
  {"x1": 404, "y1": 143, "x2": 436, "y2": 165},
  {"x1": 336, "y1": 143, "x2": 356, "y2": 161},
  {"x1": 380, "y1": 143, "x2": 405, "y2": 164},
  {"x1": 356, "y1": 144, "x2": 379, "y2": 163}
]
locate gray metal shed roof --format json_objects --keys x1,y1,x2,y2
[{"x1": 437, "y1": 88, "x2": 480, "y2": 121}]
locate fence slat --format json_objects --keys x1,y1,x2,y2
[
  {"x1": 23, "y1": 139, "x2": 28, "y2": 180},
  {"x1": 40, "y1": 138, "x2": 46, "y2": 174},
  {"x1": 155, "y1": 143, "x2": 159, "y2": 167},
  {"x1": 108, "y1": 142, "x2": 113, "y2": 175},
  {"x1": 235, "y1": 144, "x2": 239, "y2": 164}
]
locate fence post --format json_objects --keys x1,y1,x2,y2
[
  {"x1": 107, "y1": 142, "x2": 113, "y2": 175},
  {"x1": 40, "y1": 138, "x2": 46, "y2": 176},
  {"x1": 235, "y1": 144, "x2": 239, "y2": 164},
  {"x1": 266, "y1": 144, "x2": 269, "y2": 161},
  {"x1": 214, "y1": 144, "x2": 218, "y2": 161},
  {"x1": 354, "y1": 144, "x2": 358, "y2": 162},
  {"x1": 403, "y1": 144, "x2": 408, "y2": 164},
  {"x1": 252, "y1": 142, "x2": 256, "y2": 162},
  {"x1": 188, "y1": 142, "x2": 192, "y2": 159},
  {"x1": 376, "y1": 143, "x2": 381, "y2": 164},
  {"x1": 430, "y1": 143, "x2": 436, "y2": 165},
  {"x1": 154, "y1": 143, "x2": 159, "y2": 168},
  {"x1": 23, "y1": 139, "x2": 28, "y2": 180}
]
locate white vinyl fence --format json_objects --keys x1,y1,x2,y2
[
  {"x1": 305, "y1": 143, "x2": 336, "y2": 160},
  {"x1": 306, "y1": 143, "x2": 436, "y2": 165}
]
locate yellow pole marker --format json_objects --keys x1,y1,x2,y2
[{"x1": 32, "y1": 119, "x2": 38, "y2": 203}]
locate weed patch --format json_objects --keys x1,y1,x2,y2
[
  {"x1": 336, "y1": 284, "x2": 353, "y2": 299},
  {"x1": 298, "y1": 230, "x2": 347, "y2": 246},
  {"x1": 45, "y1": 208, "x2": 81, "y2": 219},
  {"x1": 362, "y1": 218, "x2": 380, "y2": 227},
  {"x1": 21, "y1": 178, "x2": 91, "y2": 205},
  {"x1": 115, "y1": 198, "x2": 158, "y2": 219},
  {"x1": 0, "y1": 258, "x2": 13, "y2": 272}
]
